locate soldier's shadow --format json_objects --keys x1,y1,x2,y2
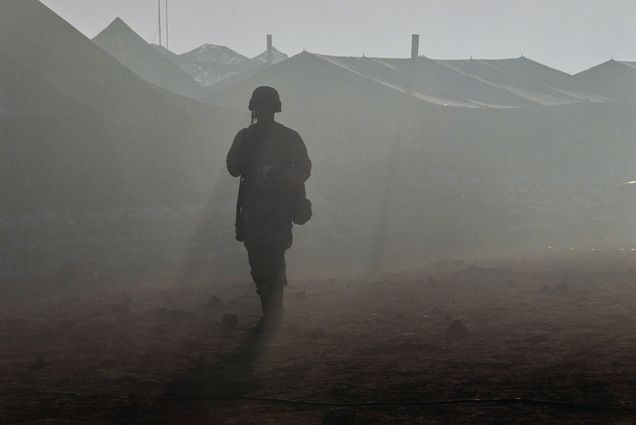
[{"x1": 164, "y1": 333, "x2": 271, "y2": 399}]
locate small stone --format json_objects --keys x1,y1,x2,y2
[
  {"x1": 29, "y1": 358, "x2": 46, "y2": 371},
  {"x1": 323, "y1": 408, "x2": 356, "y2": 425},
  {"x1": 447, "y1": 319, "x2": 469, "y2": 341},
  {"x1": 221, "y1": 314, "x2": 239, "y2": 330}
]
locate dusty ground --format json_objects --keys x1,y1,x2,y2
[{"x1": 3, "y1": 251, "x2": 636, "y2": 424}]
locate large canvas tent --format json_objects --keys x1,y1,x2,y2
[
  {"x1": 0, "y1": 0, "x2": 243, "y2": 212},
  {"x1": 93, "y1": 18, "x2": 202, "y2": 99},
  {"x1": 203, "y1": 51, "x2": 636, "y2": 266},
  {"x1": 576, "y1": 60, "x2": 636, "y2": 104}
]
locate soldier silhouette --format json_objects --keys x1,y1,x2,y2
[{"x1": 227, "y1": 86, "x2": 311, "y2": 333}]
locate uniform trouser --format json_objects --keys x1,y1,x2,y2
[
  {"x1": 243, "y1": 231, "x2": 290, "y2": 320},
  {"x1": 245, "y1": 243, "x2": 286, "y2": 319},
  {"x1": 241, "y1": 201, "x2": 293, "y2": 319}
]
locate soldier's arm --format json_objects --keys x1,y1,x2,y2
[
  {"x1": 289, "y1": 131, "x2": 312, "y2": 183},
  {"x1": 226, "y1": 129, "x2": 248, "y2": 178}
]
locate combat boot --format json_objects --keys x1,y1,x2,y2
[
  {"x1": 250, "y1": 284, "x2": 283, "y2": 334},
  {"x1": 265, "y1": 284, "x2": 284, "y2": 330}
]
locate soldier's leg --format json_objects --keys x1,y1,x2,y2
[
  {"x1": 244, "y1": 217, "x2": 292, "y2": 332},
  {"x1": 259, "y1": 249, "x2": 286, "y2": 325},
  {"x1": 245, "y1": 242, "x2": 266, "y2": 309},
  {"x1": 266, "y1": 224, "x2": 291, "y2": 326},
  {"x1": 264, "y1": 249, "x2": 286, "y2": 324},
  {"x1": 245, "y1": 245, "x2": 286, "y2": 329}
]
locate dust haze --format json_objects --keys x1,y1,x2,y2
[{"x1": 2, "y1": 1, "x2": 636, "y2": 424}]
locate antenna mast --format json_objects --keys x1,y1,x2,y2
[
  {"x1": 157, "y1": 0, "x2": 162, "y2": 47},
  {"x1": 165, "y1": 0, "x2": 169, "y2": 49}
]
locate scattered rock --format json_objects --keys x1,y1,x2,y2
[
  {"x1": 447, "y1": 319, "x2": 469, "y2": 341},
  {"x1": 221, "y1": 314, "x2": 239, "y2": 330},
  {"x1": 29, "y1": 358, "x2": 46, "y2": 371},
  {"x1": 323, "y1": 408, "x2": 356, "y2": 425}
]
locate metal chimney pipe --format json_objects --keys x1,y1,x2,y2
[
  {"x1": 411, "y1": 34, "x2": 420, "y2": 59},
  {"x1": 267, "y1": 34, "x2": 273, "y2": 64},
  {"x1": 165, "y1": 0, "x2": 169, "y2": 49},
  {"x1": 157, "y1": 0, "x2": 162, "y2": 47}
]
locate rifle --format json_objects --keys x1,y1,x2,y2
[{"x1": 235, "y1": 176, "x2": 246, "y2": 241}]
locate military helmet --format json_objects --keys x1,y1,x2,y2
[{"x1": 249, "y1": 86, "x2": 282, "y2": 113}]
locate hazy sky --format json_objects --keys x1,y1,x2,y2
[{"x1": 41, "y1": 0, "x2": 636, "y2": 74}]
